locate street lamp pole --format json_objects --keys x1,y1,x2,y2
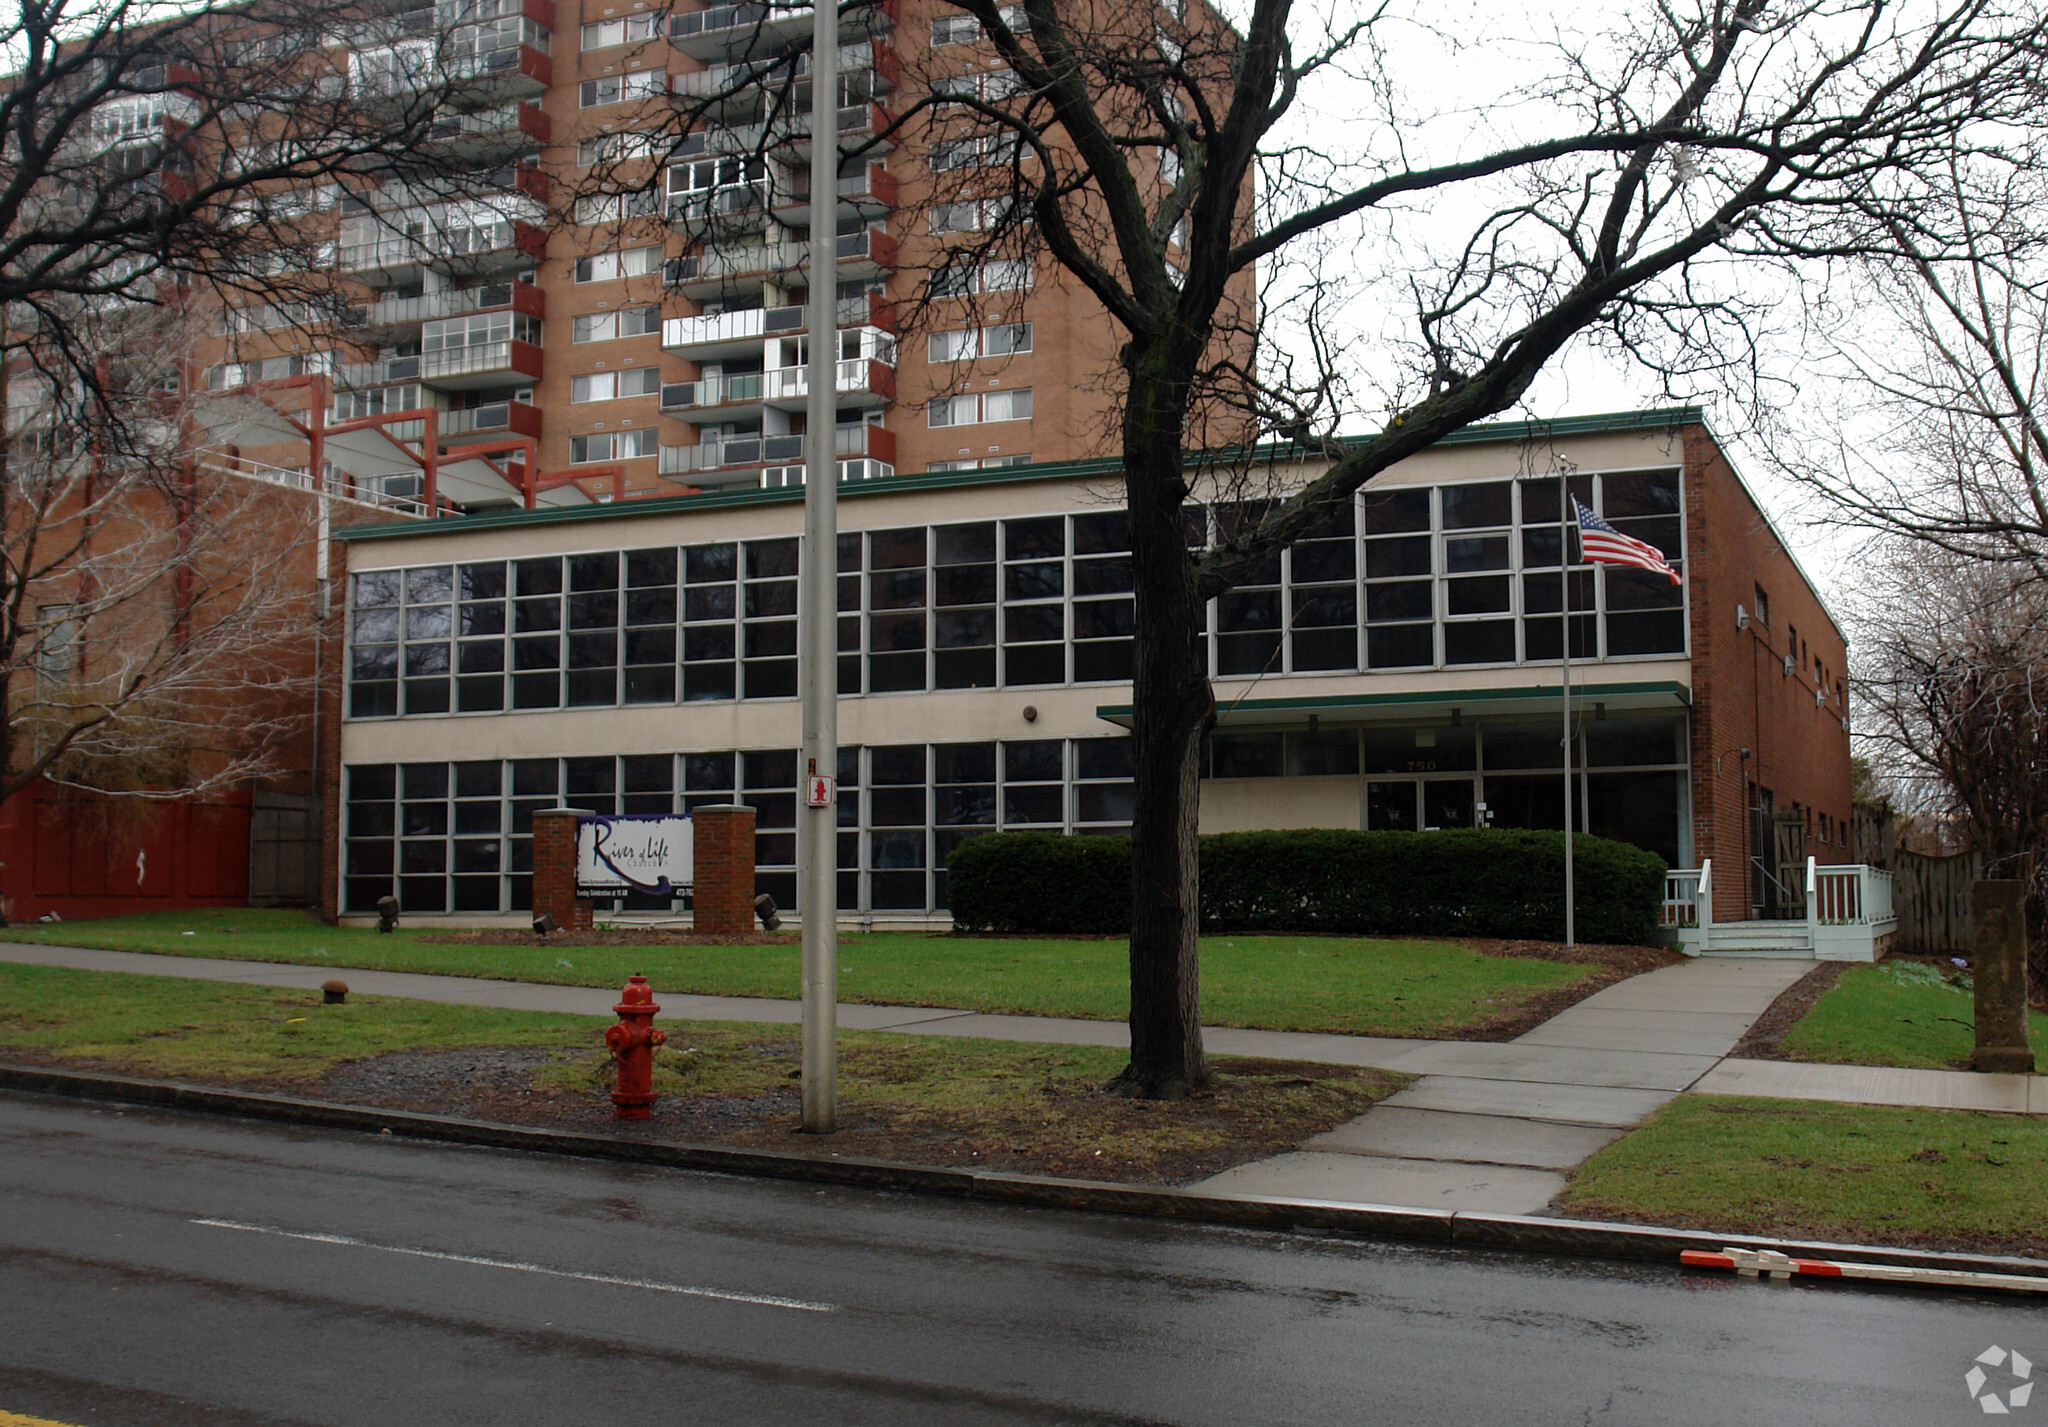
[{"x1": 797, "y1": 0, "x2": 840, "y2": 1133}]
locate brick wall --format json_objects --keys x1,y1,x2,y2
[
  {"x1": 1684, "y1": 425, "x2": 1855, "y2": 921},
  {"x1": 532, "y1": 808, "x2": 594, "y2": 931},
  {"x1": 691, "y1": 804, "x2": 757, "y2": 934}
]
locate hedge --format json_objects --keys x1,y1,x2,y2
[{"x1": 946, "y1": 828, "x2": 1667, "y2": 944}]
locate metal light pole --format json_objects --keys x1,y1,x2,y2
[
  {"x1": 797, "y1": 0, "x2": 840, "y2": 1133},
  {"x1": 1559, "y1": 464, "x2": 1576, "y2": 949}
]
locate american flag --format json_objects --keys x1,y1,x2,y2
[{"x1": 1573, "y1": 499, "x2": 1681, "y2": 585}]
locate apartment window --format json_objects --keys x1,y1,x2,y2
[
  {"x1": 571, "y1": 367, "x2": 661, "y2": 402},
  {"x1": 577, "y1": 132, "x2": 662, "y2": 167},
  {"x1": 421, "y1": 311, "x2": 539, "y2": 353},
  {"x1": 36, "y1": 605, "x2": 78, "y2": 684},
  {"x1": 930, "y1": 13, "x2": 980, "y2": 45},
  {"x1": 580, "y1": 70, "x2": 665, "y2": 106},
  {"x1": 930, "y1": 135, "x2": 1019, "y2": 173},
  {"x1": 931, "y1": 67, "x2": 1019, "y2": 105},
  {"x1": 928, "y1": 259, "x2": 1032, "y2": 298},
  {"x1": 571, "y1": 306, "x2": 661, "y2": 342},
  {"x1": 573, "y1": 190, "x2": 661, "y2": 225},
  {"x1": 569, "y1": 429, "x2": 659, "y2": 462},
  {"x1": 929, "y1": 389, "x2": 1032, "y2": 427},
  {"x1": 574, "y1": 246, "x2": 664, "y2": 282},
  {"x1": 581, "y1": 12, "x2": 659, "y2": 49},
  {"x1": 929, "y1": 323, "x2": 1031, "y2": 362}
]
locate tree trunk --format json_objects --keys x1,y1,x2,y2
[{"x1": 1107, "y1": 361, "x2": 1214, "y2": 1098}]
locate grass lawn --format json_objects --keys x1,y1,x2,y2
[
  {"x1": 0, "y1": 908, "x2": 1596, "y2": 1038},
  {"x1": 0, "y1": 962, "x2": 1406, "y2": 1183},
  {"x1": 1782, "y1": 960, "x2": 2048, "y2": 1070},
  {"x1": 1559, "y1": 1094, "x2": 2048, "y2": 1256}
]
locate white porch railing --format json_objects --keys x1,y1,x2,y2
[
  {"x1": 1807, "y1": 859, "x2": 1897, "y2": 924},
  {"x1": 1662, "y1": 860, "x2": 1713, "y2": 954},
  {"x1": 1806, "y1": 858, "x2": 1899, "y2": 961}
]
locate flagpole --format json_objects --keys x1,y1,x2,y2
[{"x1": 1560, "y1": 467, "x2": 1575, "y2": 949}]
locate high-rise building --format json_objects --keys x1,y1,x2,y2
[{"x1": 207, "y1": 0, "x2": 1175, "y2": 511}]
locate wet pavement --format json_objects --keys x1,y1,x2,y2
[{"x1": 1, "y1": 1092, "x2": 2037, "y2": 1427}]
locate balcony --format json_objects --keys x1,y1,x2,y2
[
  {"x1": 661, "y1": 292, "x2": 889, "y2": 358},
  {"x1": 668, "y1": 39, "x2": 896, "y2": 116},
  {"x1": 659, "y1": 424, "x2": 896, "y2": 486},
  {"x1": 665, "y1": 180, "x2": 772, "y2": 232},
  {"x1": 344, "y1": 280, "x2": 545, "y2": 341},
  {"x1": 663, "y1": 230, "x2": 894, "y2": 297},
  {"x1": 440, "y1": 398, "x2": 543, "y2": 442},
  {"x1": 336, "y1": 219, "x2": 546, "y2": 282},
  {"x1": 659, "y1": 370, "x2": 764, "y2": 412},
  {"x1": 773, "y1": 160, "x2": 898, "y2": 226},
  {"x1": 424, "y1": 101, "x2": 550, "y2": 159},
  {"x1": 418, "y1": 338, "x2": 544, "y2": 390},
  {"x1": 767, "y1": 101, "x2": 898, "y2": 157},
  {"x1": 666, "y1": 0, "x2": 893, "y2": 63},
  {"x1": 761, "y1": 355, "x2": 895, "y2": 409},
  {"x1": 662, "y1": 238, "x2": 805, "y2": 297},
  {"x1": 442, "y1": 35, "x2": 552, "y2": 99},
  {"x1": 760, "y1": 456, "x2": 894, "y2": 487},
  {"x1": 833, "y1": 226, "x2": 898, "y2": 280}
]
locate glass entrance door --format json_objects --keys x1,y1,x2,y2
[
  {"x1": 1367, "y1": 778, "x2": 1478, "y2": 831},
  {"x1": 1422, "y1": 779, "x2": 1475, "y2": 831},
  {"x1": 1365, "y1": 780, "x2": 1418, "y2": 831}
]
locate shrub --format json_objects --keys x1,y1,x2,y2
[
  {"x1": 947, "y1": 828, "x2": 1666, "y2": 944},
  {"x1": 944, "y1": 831, "x2": 1134, "y2": 935}
]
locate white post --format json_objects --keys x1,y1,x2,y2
[
  {"x1": 1560, "y1": 467, "x2": 1575, "y2": 948},
  {"x1": 798, "y1": 0, "x2": 840, "y2": 1134},
  {"x1": 1805, "y1": 855, "x2": 1819, "y2": 952}
]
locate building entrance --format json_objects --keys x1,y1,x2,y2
[{"x1": 1364, "y1": 778, "x2": 1476, "y2": 832}]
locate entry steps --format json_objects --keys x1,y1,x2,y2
[{"x1": 1698, "y1": 920, "x2": 1814, "y2": 957}]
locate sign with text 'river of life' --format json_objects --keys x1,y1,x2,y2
[{"x1": 576, "y1": 814, "x2": 692, "y2": 896}]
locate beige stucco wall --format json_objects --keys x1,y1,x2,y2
[{"x1": 1199, "y1": 776, "x2": 1359, "y2": 833}]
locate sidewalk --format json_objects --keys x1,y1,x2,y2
[{"x1": 4, "y1": 941, "x2": 2044, "y2": 1217}]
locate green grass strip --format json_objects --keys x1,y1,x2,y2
[
  {"x1": 0, "y1": 909, "x2": 1593, "y2": 1038},
  {"x1": 1784, "y1": 961, "x2": 2048, "y2": 1070},
  {"x1": 1561, "y1": 1094, "x2": 2048, "y2": 1254}
]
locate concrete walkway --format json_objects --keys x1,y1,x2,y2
[
  {"x1": 1201, "y1": 957, "x2": 1935, "y2": 1215},
  {"x1": 4, "y1": 942, "x2": 2045, "y2": 1215}
]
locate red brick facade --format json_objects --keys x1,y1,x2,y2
[
  {"x1": 691, "y1": 804, "x2": 757, "y2": 934},
  {"x1": 531, "y1": 807, "x2": 595, "y2": 932},
  {"x1": 1682, "y1": 425, "x2": 1854, "y2": 921}
]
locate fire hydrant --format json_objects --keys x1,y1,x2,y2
[{"x1": 604, "y1": 974, "x2": 666, "y2": 1120}]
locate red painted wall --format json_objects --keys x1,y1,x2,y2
[{"x1": 0, "y1": 782, "x2": 252, "y2": 921}]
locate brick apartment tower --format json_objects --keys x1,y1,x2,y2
[{"x1": 211, "y1": 0, "x2": 1220, "y2": 503}]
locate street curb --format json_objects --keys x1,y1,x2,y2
[{"x1": 6, "y1": 1062, "x2": 2046, "y2": 1289}]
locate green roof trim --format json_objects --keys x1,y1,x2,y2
[
  {"x1": 335, "y1": 405, "x2": 1707, "y2": 544},
  {"x1": 1094, "y1": 679, "x2": 1691, "y2": 722}
]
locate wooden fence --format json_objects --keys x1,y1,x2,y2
[{"x1": 1891, "y1": 849, "x2": 1979, "y2": 956}]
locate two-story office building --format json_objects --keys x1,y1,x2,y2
[{"x1": 322, "y1": 406, "x2": 1855, "y2": 928}]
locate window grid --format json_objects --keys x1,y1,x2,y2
[
  {"x1": 343, "y1": 471, "x2": 1684, "y2": 721},
  {"x1": 342, "y1": 738, "x2": 1134, "y2": 916}
]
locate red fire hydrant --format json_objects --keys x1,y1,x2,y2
[{"x1": 604, "y1": 974, "x2": 666, "y2": 1120}]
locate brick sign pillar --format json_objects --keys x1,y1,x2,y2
[
  {"x1": 1971, "y1": 879, "x2": 2036, "y2": 1074},
  {"x1": 532, "y1": 808, "x2": 595, "y2": 933},
  {"x1": 692, "y1": 804, "x2": 756, "y2": 934}
]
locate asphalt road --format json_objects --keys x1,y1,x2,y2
[{"x1": 0, "y1": 1092, "x2": 2040, "y2": 1426}]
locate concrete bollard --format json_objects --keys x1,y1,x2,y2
[{"x1": 1970, "y1": 880, "x2": 2036, "y2": 1074}]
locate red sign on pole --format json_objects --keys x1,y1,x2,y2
[{"x1": 805, "y1": 775, "x2": 835, "y2": 808}]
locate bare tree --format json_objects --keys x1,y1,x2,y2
[
  {"x1": 613, "y1": 0, "x2": 2048, "y2": 1094},
  {"x1": 1855, "y1": 546, "x2": 2048, "y2": 994},
  {"x1": 1777, "y1": 151, "x2": 2048, "y2": 576},
  {"x1": 0, "y1": 0, "x2": 491, "y2": 807}
]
